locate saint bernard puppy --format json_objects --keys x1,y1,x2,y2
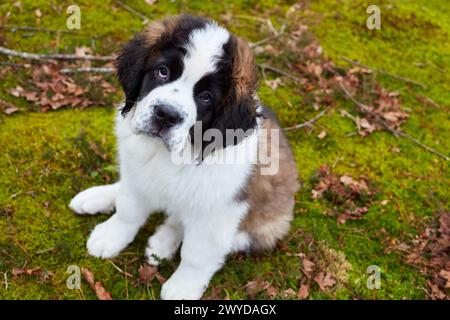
[{"x1": 69, "y1": 14, "x2": 299, "y2": 300}]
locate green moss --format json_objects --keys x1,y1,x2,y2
[{"x1": 1, "y1": 0, "x2": 449, "y2": 300}]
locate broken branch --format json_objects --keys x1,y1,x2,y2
[
  {"x1": 115, "y1": 1, "x2": 149, "y2": 24},
  {"x1": 341, "y1": 57, "x2": 426, "y2": 88},
  {"x1": 284, "y1": 108, "x2": 329, "y2": 131},
  {"x1": 257, "y1": 63, "x2": 302, "y2": 82},
  {"x1": 60, "y1": 67, "x2": 115, "y2": 74},
  {"x1": 0, "y1": 25, "x2": 77, "y2": 34},
  {"x1": 0, "y1": 46, "x2": 114, "y2": 61},
  {"x1": 250, "y1": 24, "x2": 286, "y2": 48}
]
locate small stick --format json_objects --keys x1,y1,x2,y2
[
  {"x1": 61, "y1": 67, "x2": 115, "y2": 74},
  {"x1": 339, "y1": 83, "x2": 449, "y2": 161},
  {"x1": 284, "y1": 108, "x2": 328, "y2": 131},
  {"x1": 257, "y1": 63, "x2": 302, "y2": 82},
  {"x1": 266, "y1": 18, "x2": 278, "y2": 36},
  {"x1": 4, "y1": 272, "x2": 8, "y2": 290},
  {"x1": 250, "y1": 24, "x2": 286, "y2": 48},
  {"x1": 107, "y1": 260, "x2": 134, "y2": 279},
  {"x1": 341, "y1": 57, "x2": 425, "y2": 88},
  {"x1": 0, "y1": 46, "x2": 114, "y2": 61},
  {"x1": 0, "y1": 25, "x2": 77, "y2": 34},
  {"x1": 115, "y1": 1, "x2": 149, "y2": 24},
  {"x1": 35, "y1": 247, "x2": 56, "y2": 255},
  {"x1": 234, "y1": 15, "x2": 267, "y2": 23},
  {"x1": 415, "y1": 93, "x2": 443, "y2": 110}
]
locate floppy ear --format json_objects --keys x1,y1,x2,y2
[
  {"x1": 115, "y1": 34, "x2": 149, "y2": 116},
  {"x1": 213, "y1": 36, "x2": 258, "y2": 147},
  {"x1": 115, "y1": 18, "x2": 177, "y2": 115}
]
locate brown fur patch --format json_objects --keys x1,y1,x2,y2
[
  {"x1": 239, "y1": 116, "x2": 299, "y2": 252},
  {"x1": 232, "y1": 36, "x2": 258, "y2": 100},
  {"x1": 142, "y1": 15, "x2": 180, "y2": 47}
]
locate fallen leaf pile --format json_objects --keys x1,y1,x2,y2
[
  {"x1": 311, "y1": 165, "x2": 376, "y2": 224},
  {"x1": 254, "y1": 4, "x2": 410, "y2": 135},
  {"x1": 390, "y1": 212, "x2": 450, "y2": 300},
  {"x1": 81, "y1": 267, "x2": 112, "y2": 300},
  {"x1": 298, "y1": 253, "x2": 336, "y2": 296},
  {"x1": 7, "y1": 63, "x2": 116, "y2": 112},
  {"x1": 243, "y1": 232, "x2": 351, "y2": 300}
]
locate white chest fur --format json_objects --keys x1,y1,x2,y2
[{"x1": 115, "y1": 112, "x2": 257, "y2": 222}]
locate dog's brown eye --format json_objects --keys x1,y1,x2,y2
[
  {"x1": 156, "y1": 66, "x2": 169, "y2": 80},
  {"x1": 199, "y1": 91, "x2": 212, "y2": 103}
]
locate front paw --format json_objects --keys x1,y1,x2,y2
[
  {"x1": 87, "y1": 215, "x2": 137, "y2": 259},
  {"x1": 161, "y1": 271, "x2": 208, "y2": 300},
  {"x1": 145, "y1": 225, "x2": 181, "y2": 266},
  {"x1": 69, "y1": 185, "x2": 117, "y2": 215}
]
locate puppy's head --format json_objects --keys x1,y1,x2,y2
[{"x1": 115, "y1": 14, "x2": 258, "y2": 153}]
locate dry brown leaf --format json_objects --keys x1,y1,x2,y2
[
  {"x1": 439, "y1": 269, "x2": 450, "y2": 289},
  {"x1": 282, "y1": 288, "x2": 296, "y2": 298},
  {"x1": 265, "y1": 78, "x2": 283, "y2": 90},
  {"x1": 245, "y1": 280, "x2": 276, "y2": 299},
  {"x1": 138, "y1": 264, "x2": 158, "y2": 284},
  {"x1": 81, "y1": 267, "x2": 112, "y2": 300},
  {"x1": 298, "y1": 284, "x2": 309, "y2": 299},
  {"x1": 3, "y1": 106, "x2": 19, "y2": 115},
  {"x1": 314, "y1": 272, "x2": 336, "y2": 291}
]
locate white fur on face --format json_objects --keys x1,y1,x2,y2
[{"x1": 130, "y1": 23, "x2": 230, "y2": 153}]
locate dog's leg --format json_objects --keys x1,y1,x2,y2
[
  {"x1": 86, "y1": 185, "x2": 152, "y2": 259},
  {"x1": 69, "y1": 183, "x2": 119, "y2": 215},
  {"x1": 160, "y1": 207, "x2": 243, "y2": 300},
  {"x1": 146, "y1": 216, "x2": 183, "y2": 265}
]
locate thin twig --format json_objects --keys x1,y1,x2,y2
[
  {"x1": 115, "y1": 1, "x2": 149, "y2": 24},
  {"x1": 61, "y1": 67, "x2": 115, "y2": 74},
  {"x1": 284, "y1": 108, "x2": 329, "y2": 131},
  {"x1": 35, "y1": 247, "x2": 56, "y2": 255},
  {"x1": 0, "y1": 25, "x2": 77, "y2": 34},
  {"x1": 266, "y1": 18, "x2": 278, "y2": 36},
  {"x1": 0, "y1": 61, "x2": 31, "y2": 67},
  {"x1": 415, "y1": 93, "x2": 443, "y2": 110},
  {"x1": 0, "y1": 25, "x2": 103, "y2": 40},
  {"x1": 0, "y1": 46, "x2": 114, "y2": 61},
  {"x1": 4, "y1": 272, "x2": 8, "y2": 290},
  {"x1": 234, "y1": 15, "x2": 267, "y2": 23},
  {"x1": 257, "y1": 63, "x2": 302, "y2": 82},
  {"x1": 107, "y1": 260, "x2": 134, "y2": 279},
  {"x1": 341, "y1": 57, "x2": 426, "y2": 88},
  {"x1": 339, "y1": 82, "x2": 449, "y2": 161},
  {"x1": 250, "y1": 24, "x2": 286, "y2": 48}
]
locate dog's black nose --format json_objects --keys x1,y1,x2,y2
[{"x1": 153, "y1": 104, "x2": 183, "y2": 130}]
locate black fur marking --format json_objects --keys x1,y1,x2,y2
[
  {"x1": 138, "y1": 47, "x2": 185, "y2": 99},
  {"x1": 190, "y1": 36, "x2": 257, "y2": 159}
]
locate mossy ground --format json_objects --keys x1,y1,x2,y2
[{"x1": 0, "y1": 0, "x2": 448, "y2": 299}]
